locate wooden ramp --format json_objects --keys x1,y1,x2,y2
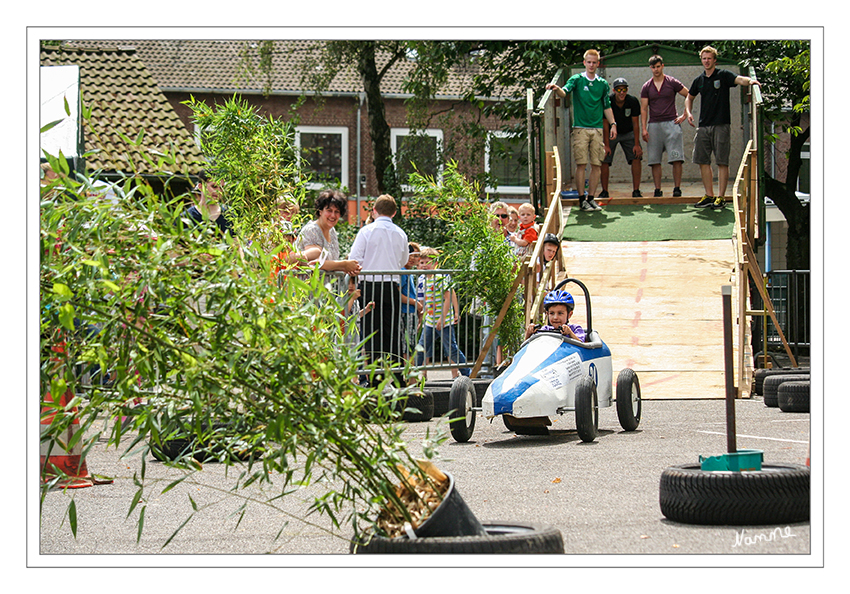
[{"x1": 560, "y1": 238, "x2": 740, "y2": 400}]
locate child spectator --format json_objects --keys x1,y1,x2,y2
[
  {"x1": 400, "y1": 242, "x2": 423, "y2": 360},
  {"x1": 525, "y1": 289, "x2": 586, "y2": 342},
  {"x1": 508, "y1": 203, "x2": 539, "y2": 259},
  {"x1": 506, "y1": 206, "x2": 519, "y2": 235},
  {"x1": 415, "y1": 247, "x2": 470, "y2": 378},
  {"x1": 342, "y1": 274, "x2": 374, "y2": 349}
]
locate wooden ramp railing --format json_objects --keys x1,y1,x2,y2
[
  {"x1": 469, "y1": 145, "x2": 567, "y2": 377},
  {"x1": 731, "y1": 76, "x2": 798, "y2": 397}
]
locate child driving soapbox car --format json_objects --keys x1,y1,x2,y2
[{"x1": 448, "y1": 278, "x2": 641, "y2": 443}]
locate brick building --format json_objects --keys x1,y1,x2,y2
[{"x1": 67, "y1": 40, "x2": 528, "y2": 224}]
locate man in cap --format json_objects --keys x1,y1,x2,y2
[{"x1": 600, "y1": 77, "x2": 644, "y2": 199}]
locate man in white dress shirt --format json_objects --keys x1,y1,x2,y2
[{"x1": 348, "y1": 194, "x2": 409, "y2": 380}]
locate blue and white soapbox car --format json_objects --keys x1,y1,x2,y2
[{"x1": 449, "y1": 279, "x2": 641, "y2": 443}]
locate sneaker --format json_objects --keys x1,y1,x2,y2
[
  {"x1": 694, "y1": 195, "x2": 714, "y2": 208},
  {"x1": 673, "y1": 187, "x2": 682, "y2": 197},
  {"x1": 632, "y1": 189, "x2": 643, "y2": 198},
  {"x1": 711, "y1": 196, "x2": 726, "y2": 209},
  {"x1": 586, "y1": 197, "x2": 603, "y2": 211},
  {"x1": 580, "y1": 199, "x2": 596, "y2": 211},
  {"x1": 654, "y1": 188, "x2": 663, "y2": 197},
  {"x1": 598, "y1": 190, "x2": 609, "y2": 198}
]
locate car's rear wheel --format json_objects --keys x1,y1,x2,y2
[
  {"x1": 574, "y1": 376, "x2": 598, "y2": 443},
  {"x1": 449, "y1": 376, "x2": 476, "y2": 443}
]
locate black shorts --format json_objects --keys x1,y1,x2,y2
[{"x1": 603, "y1": 130, "x2": 638, "y2": 165}]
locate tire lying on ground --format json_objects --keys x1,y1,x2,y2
[
  {"x1": 778, "y1": 381, "x2": 810, "y2": 413},
  {"x1": 402, "y1": 391, "x2": 435, "y2": 422},
  {"x1": 659, "y1": 463, "x2": 810, "y2": 525},
  {"x1": 350, "y1": 522, "x2": 564, "y2": 553},
  {"x1": 425, "y1": 379, "x2": 491, "y2": 407},
  {"x1": 763, "y1": 374, "x2": 809, "y2": 408},
  {"x1": 426, "y1": 387, "x2": 451, "y2": 417},
  {"x1": 753, "y1": 367, "x2": 810, "y2": 395}
]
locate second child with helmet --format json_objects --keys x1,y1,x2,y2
[{"x1": 524, "y1": 289, "x2": 586, "y2": 343}]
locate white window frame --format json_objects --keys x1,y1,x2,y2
[
  {"x1": 296, "y1": 125, "x2": 349, "y2": 191},
  {"x1": 391, "y1": 128, "x2": 443, "y2": 190},
  {"x1": 485, "y1": 130, "x2": 530, "y2": 195}
]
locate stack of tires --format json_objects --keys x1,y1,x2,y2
[{"x1": 753, "y1": 367, "x2": 810, "y2": 413}]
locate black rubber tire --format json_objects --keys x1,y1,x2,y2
[
  {"x1": 425, "y1": 379, "x2": 491, "y2": 406},
  {"x1": 763, "y1": 374, "x2": 809, "y2": 407},
  {"x1": 753, "y1": 351, "x2": 780, "y2": 369},
  {"x1": 150, "y1": 437, "x2": 194, "y2": 462},
  {"x1": 574, "y1": 376, "x2": 598, "y2": 443},
  {"x1": 659, "y1": 463, "x2": 810, "y2": 525},
  {"x1": 428, "y1": 387, "x2": 451, "y2": 417},
  {"x1": 778, "y1": 381, "x2": 810, "y2": 413},
  {"x1": 754, "y1": 367, "x2": 810, "y2": 395},
  {"x1": 449, "y1": 376, "x2": 476, "y2": 443},
  {"x1": 616, "y1": 368, "x2": 641, "y2": 432},
  {"x1": 402, "y1": 391, "x2": 435, "y2": 422},
  {"x1": 350, "y1": 521, "x2": 564, "y2": 554}
]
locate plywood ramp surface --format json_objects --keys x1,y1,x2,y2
[{"x1": 560, "y1": 240, "x2": 738, "y2": 399}]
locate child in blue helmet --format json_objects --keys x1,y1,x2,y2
[{"x1": 524, "y1": 289, "x2": 586, "y2": 342}]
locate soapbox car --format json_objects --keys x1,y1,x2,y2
[{"x1": 449, "y1": 278, "x2": 641, "y2": 443}]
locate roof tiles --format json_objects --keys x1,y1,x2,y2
[
  {"x1": 40, "y1": 43, "x2": 205, "y2": 176},
  {"x1": 64, "y1": 40, "x2": 514, "y2": 99}
]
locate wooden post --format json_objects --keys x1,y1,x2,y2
[{"x1": 722, "y1": 285, "x2": 737, "y2": 453}]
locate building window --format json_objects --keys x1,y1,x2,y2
[
  {"x1": 798, "y1": 140, "x2": 810, "y2": 195},
  {"x1": 486, "y1": 131, "x2": 529, "y2": 195},
  {"x1": 391, "y1": 128, "x2": 443, "y2": 189},
  {"x1": 296, "y1": 126, "x2": 349, "y2": 190}
]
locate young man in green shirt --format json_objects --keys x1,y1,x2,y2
[{"x1": 547, "y1": 48, "x2": 618, "y2": 211}]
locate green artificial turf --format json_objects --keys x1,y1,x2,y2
[{"x1": 562, "y1": 203, "x2": 735, "y2": 242}]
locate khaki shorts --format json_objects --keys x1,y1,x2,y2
[{"x1": 571, "y1": 127, "x2": 605, "y2": 166}]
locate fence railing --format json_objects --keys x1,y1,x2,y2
[
  {"x1": 328, "y1": 269, "x2": 500, "y2": 380},
  {"x1": 751, "y1": 270, "x2": 810, "y2": 363},
  {"x1": 731, "y1": 69, "x2": 801, "y2": 395}
]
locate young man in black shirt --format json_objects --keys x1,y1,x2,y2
[
  {"x1": 685, "y1": 45, "x2": 761, "y2": 209},
  {"x1": 600, "y1": 78, "x2": 644, "y2": 199}
]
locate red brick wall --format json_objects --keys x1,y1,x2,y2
[{"x1": 167, "y1": 91, "x2": 528, "y2": 220}]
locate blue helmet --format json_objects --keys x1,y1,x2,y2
[{"x1": 543, "y1": 289, "x2": 574, "y2": 311}]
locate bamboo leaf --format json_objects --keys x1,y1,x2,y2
[
  {"x1": 161, "y1": 514, "x2": 193, "y2": 549},
  {"x1": 40, "y1": 118, "x2": 65, "y2": 134},
  {"x1": 160, "y1": 474, "x2": 190, "y2": 494},
  {"x1": 136, "y1": 505, "x2": 146, "y2": 543},
  {"x1": 128, "y1": 487, "x2": 143, "y2": 518},
  {"x1": 68, "y1": 499, "x2": 77, "y2": 538}
]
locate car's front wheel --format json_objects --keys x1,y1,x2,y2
[{"x1": 616, "y1": 368, "x2": 641, "y2": 431}]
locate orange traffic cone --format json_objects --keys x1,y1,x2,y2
[{"x1": 40, "y1": 389, "x2": 94, "y2": 488}]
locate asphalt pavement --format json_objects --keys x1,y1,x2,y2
[{"x1": 36, "y1": 394, "x2": 816, "y2": 565}]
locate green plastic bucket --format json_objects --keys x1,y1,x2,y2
[{"x1": 699, "y1": 449, "x2": 764, "y2": 471}]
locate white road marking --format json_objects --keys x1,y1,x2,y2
[{"x1": 696, "y1": 430, "x2": 807, "y2": 444}]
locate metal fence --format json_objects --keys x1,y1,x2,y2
[
  {"x1": 751, "y1": 270, "x2": 810, "y2": 361},
  {"x1": 330, "y1": 268, "x2": 500, "y2": 380}
]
